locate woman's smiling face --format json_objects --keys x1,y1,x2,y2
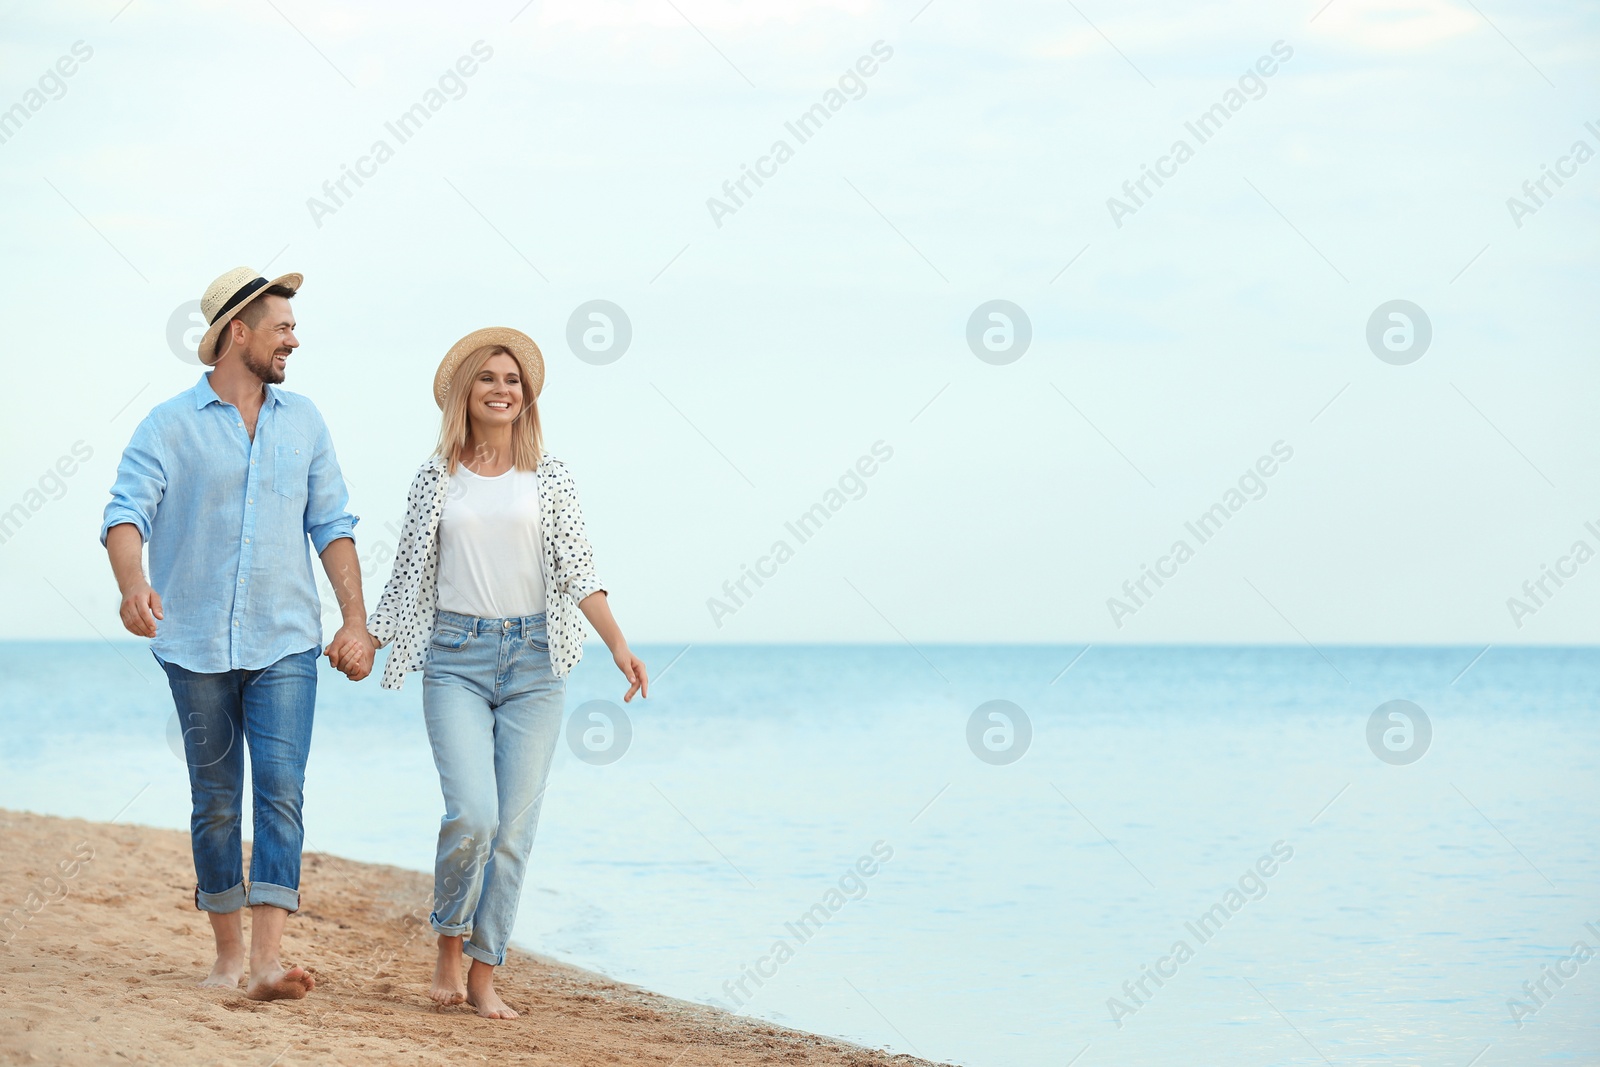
[{"x1": 468, "y1": 351, "x2": 524, "y2": 429}]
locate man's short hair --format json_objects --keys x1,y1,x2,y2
[{"x1": 235, "y1": 284, "x2": 298, "y2": 329}]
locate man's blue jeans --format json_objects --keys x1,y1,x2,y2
[{"x1": 154, "y1": 646, "x2": 318, "y2": 913}]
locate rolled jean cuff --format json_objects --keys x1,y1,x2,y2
[
  {"x1": 247, "y1": 881, "x2": 301, "y2": 912},
  {"x1": 463, "y1": 940, "x2": 505, "y2": 967},
  {"x1": 430, "y1": 912, "x2": 471, "y2": 938},
  {"x1": 194, "y1": 881, "x2": 248, "y2": 914}
]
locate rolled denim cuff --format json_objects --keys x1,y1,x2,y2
[
  {"x1": 194, "y1": 880, "x2": 248, "y2": 914},
  {"x1": 430, "y1": 912, "x2": 471, "y2": 938},
  {"x1": 463, "y1": 939, "x2": 505, "y2": 967},
  {"x1": 247, "y1": 880, "x2": 302, "y2": 913}
]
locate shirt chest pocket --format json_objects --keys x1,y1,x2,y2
[{"x1": 273, "y1": 443, "x2": 310, "y2": 502}]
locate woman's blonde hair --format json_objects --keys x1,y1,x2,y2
[{"x1": 434, "y1": 344, "x2": 543, "y2": 474}]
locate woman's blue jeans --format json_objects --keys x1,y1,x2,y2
[
  {"x1": 422, "y1": 609, "x2": 565, "y2": 966},
  {"x1": 154, "y1": 646, "x2": 318, "y2": 913}
]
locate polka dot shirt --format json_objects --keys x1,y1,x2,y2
[{"x1": 367, "y1": 452, "x2": 606, "y2": 690}]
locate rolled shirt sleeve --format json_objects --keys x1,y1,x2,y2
[
  {"x1": 99, "y1": 417, "x2": 167, "y2": 546},
  {"x1": 303, "y1": 416, "x2": 359, "y2": 554}
]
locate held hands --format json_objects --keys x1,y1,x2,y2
[
  {"x1": 614, "y1": 645, "x2": 648, "y2": 703},
  {"x1": 325, "y1": 625, "x2": 378, "y2": 682}
]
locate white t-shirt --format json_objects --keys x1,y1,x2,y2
[{"x1": 435, "y1": 464, "x2": 547, "y2": 619}]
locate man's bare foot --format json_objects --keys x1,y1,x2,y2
[
  {"x1": 466, "y1": 964, "x2": 517, "y2": 1019},
  {"x1": 245, "y1": 962, "x2": 316, "y2": 1001},
  {"x1": 199, "y1": 955, "x2": 246, "y2": 989},
  {"x1": 431, "y1": 936, "x2": 467, "y2": 1006},
  {"x1": 203, "y1": 910, "x2": 246, "y2": 989}
]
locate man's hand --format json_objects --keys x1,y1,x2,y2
[
  {"x1": 118, "y1": 582, "x2": 163, "y2": 638},
  {"x1": 325, "y1": 624, "x2": 376, "y2": 681},
  {"x1": 317, "y1": 538, "x2": 371, "y2": 680},
  {"x1": 613, "y1": 645, "x2": 648, "y2": 703},
  {"x1": 107, "y1": 524, "x2": 160, "y2": 638}
]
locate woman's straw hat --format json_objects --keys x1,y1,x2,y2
[
  {"x1": 198, "y1": 266, "x2": 303, "y2": 365},
  {"x1": 433, "y1": 327, "x2": 545, "y2": 409}
]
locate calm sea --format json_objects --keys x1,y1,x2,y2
[{"x1": 2, "y1": 642, "x2": 1595, "y2": 1066}]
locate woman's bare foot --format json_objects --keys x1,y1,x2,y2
[
  {"x1": 245, "y1": 961, "x2": 316, "y2": 1001},
  {"x1": 466, "y1": 960, "x2": 517, "y2": 1019},
  {"x1": 431, "y1": 935, "x2": 467, "y2": 1006},
  {"x1": 199, "y1": 953, "x2": 246, "y2": 989}
]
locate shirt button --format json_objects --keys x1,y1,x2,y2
[
  {"x1": 250, "y1": 459, "x2": 256, "y2": 466},
  {"x1": 237, "y1": 421, "x2": 243, "y2": 428},
  {"x1": 244, "y1": 537, "x2": 250, "y2": 544},
  {"x1": 239, "y1": 579, "x2": 245, "y2": 584},
  {"x1": 247, "y1": 498, "x2": 253, "y2": 505},
  {"x1": 233, "y1": 620, "x2": 239, "y2": 626}
]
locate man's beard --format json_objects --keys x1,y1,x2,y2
[{"x1": 243, "y1": 347, "x2": 286, "y2": 385}]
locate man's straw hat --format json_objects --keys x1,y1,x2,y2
[
  {"x1": 199, "y1": 266, "x2": 303, "y2": 365},
  {"x1": 433, "y1": 327, "x2": 545, "y2": 409}
]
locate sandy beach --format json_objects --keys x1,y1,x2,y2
[{"x1": 0, "y1": 809, "x2": 950, "y2": 1067}]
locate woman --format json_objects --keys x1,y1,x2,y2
[{"x1": 364, "y1": 326, "x2": 647, "y2": 1019}]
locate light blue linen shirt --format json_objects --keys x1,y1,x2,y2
[{"x1": 99, "y1": 372, "x2": 359, "y2": 673}]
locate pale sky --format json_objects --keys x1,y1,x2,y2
[{"x1": 2, "y1": 0, "x2": 1597, "y2": 644}]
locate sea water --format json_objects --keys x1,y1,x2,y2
[{"x1": 2, "y1": 641, "x2": 1595, "y2": 1066}]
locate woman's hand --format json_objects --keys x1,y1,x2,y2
[
  {"x1": 613, "y1": 645, "x2": 648, "y2": 702},
  {"x1": 577, "y1": 591, "x2": 646, "y2": 701}
]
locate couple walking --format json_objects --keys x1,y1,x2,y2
[{"x1": 100, "y1": 266, "x2": 647, "y2": 1018}]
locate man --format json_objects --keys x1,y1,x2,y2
[{"x1": 101, "y1": 266, "x2": 373, "y2": 1000}]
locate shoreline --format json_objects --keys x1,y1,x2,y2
[{"x1": 0, "y1": 809, "x2": 951, "y2": 1066}]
